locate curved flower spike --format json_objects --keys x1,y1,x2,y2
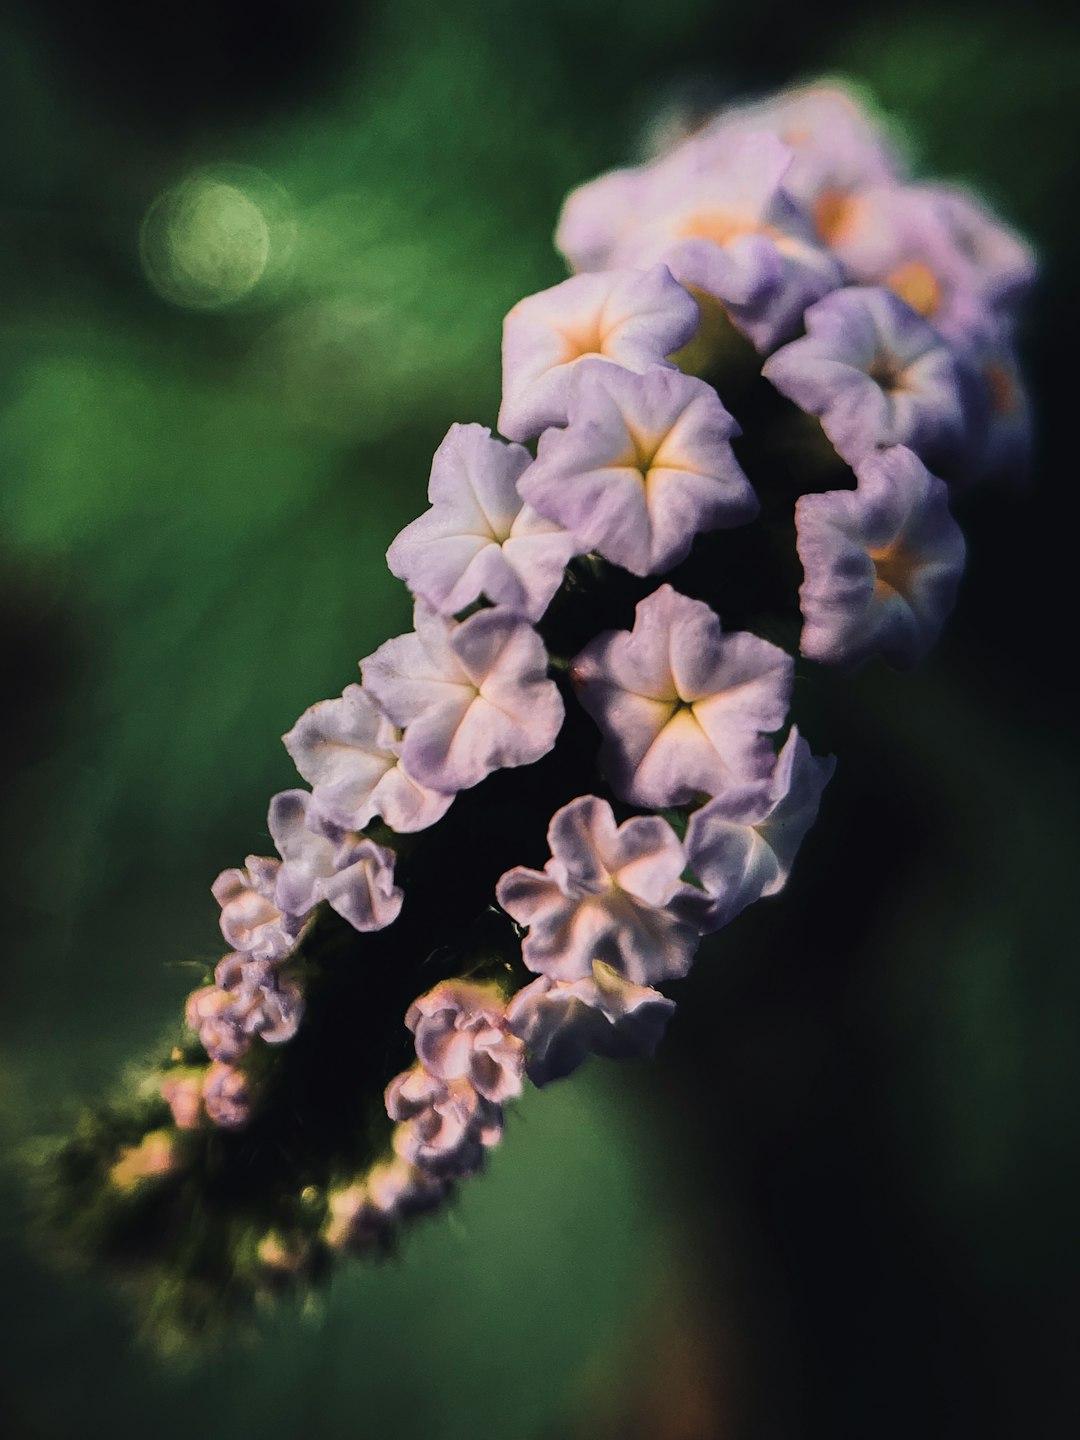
[
  {"x1": 762, "y1": 286, "x2": 977, "y2": 475},
  {"x1": 361, "y1": 602, "x2": 564, "y2": 794},
  {"x1": 498, "y1": 265, "x2": 699, "y2": 442},
  {"x1": 572, "y1": 584, "x2": 793, "y2": 807},
  {"x1": 496, "y1": 795, "x2": 710, "y2": 986},
  {"x1": 685, "y1": 727, "x2": 836, "y2": 928},
  {"x1": 268, "y1": 789, "x2": 403, "y2": 932},
  {"x1": 385, "y1": 1066, "x2": 503, "y2": 1178},
  {"x1": 386, "y1": 423, "x2": 578, "y2": 622},
  {"x1": 520, "y1": 363, "x2": 757, "y2": 577},
  {"x1": 405, "y1": 980, "x2": 525, "y2": 1103},
  {"x1": 506, "y1": 960, "x2": 676, "y2": 1086},
  {"x1": 795, "y1": 445, "x2": 966, "y2": 670},
  {"x1": 211, "y1": 856, "x2": 303, "y2": 962},
  {"x1": 283, "y1": 684, "x2": 452, "y2": 834}
]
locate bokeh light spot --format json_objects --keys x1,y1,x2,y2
[{"x1": 140, "y1": 166, "x2": 293, "y2": 310}]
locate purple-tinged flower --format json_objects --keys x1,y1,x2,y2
[
  {"x1": 634, "y1": 132, "x2": 844, "y2": 353},
  {"x1": 700, "y1": 82, "x2": 904, "y2": 242},
  {"x1": 361, "y1": 602, "x2": 564, "y2": 794},
  {"x1": 498, "y1": 265, "x2": 699, "y2": 442},
  {"x1": 827, "y1": 184, "x2": 1036, "y2": 344},
  {"x1": 201, "y1": 1061, "x2": 252, "y2": 1130},
  {"x1": 554, "y1": 131, "x2": 843, "y2": 352},
  {"x1": 283, "y1": 684, "x2": 452, "y2": 835},
  {"x1": 386, "y1": 424, "x2": 578, "y2": 622},
  {"x1": 268, "y1": 789, "x2": 404, "y2": 932},
  {"x1": 213, "y1": 952, "x2": 305, "y2": 1047},
  {"x1": 685, "y1": 727, "x2": 836, "y2": 927},
  {"x1": 496, "y1": 795, "x2": 709, "y2": 986},
  {"x1": 556, "y1": 165, "x2": 643, "y2": 274},
  {"x1": 795, "y1": 445, "x2": 966, "y2": 669},
  {"x1": 762, "y1": 286, "x2": 977, "y2": 474},
  {"x1": 405, "y1": 980, "x2": 525, "y2": 1103},
  {"x1": 520, "y1": 363, "x2": 756, "y2": 577},
  {"x1": 160, "y1": 1069, "x2": 204, "y2": 1130},
  {"x1": 506, "y1": 960, "x2": 675, "y2": 1086},
  {"x1": 185, "y1": 984, "x2": 251, "y2": 1064},
  {"x1": 211, "y1": 856, "x2": 303, "y2": 963},
  {"x1": 571, "y1": 585, "x2": 793, "y2": 807},
  {"x1": 385, "y1": 1066, "x2": 503, "y2": 1177}
]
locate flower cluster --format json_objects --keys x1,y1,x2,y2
[
  {"x1": 558, "y1": 79, "x2": 1031, "y2": 664},
  {"x1": 48, "y1": 78, "x2": 1034, "y2": 1348}
]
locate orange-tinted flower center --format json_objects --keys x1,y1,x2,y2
[
  {"x1": 869, "y1": 539, "x2": 920, "y2": 600},
  {"x1": 676, "y1": 211, "x2": 776, "y2": 247},
  {"x1": 558, "y1": 315, "x2": 611, "y2": 363},
  {"x1": 812, "y1": 188, "x2": 862, "y2": 246},
  {"x1": 886, "y1": 261, "x2": 942, "y2": 319}
]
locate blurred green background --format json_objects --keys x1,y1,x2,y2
[{"x1": 1, "y1": 1, "x2": 1078, "y2": 1435}]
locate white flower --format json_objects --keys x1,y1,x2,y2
[
  {"x1": 685, "y1": 727, "x2": 835, "y2": 926},
  {"x1": 362, "y1": 601, "x2": 564, "y2": 794},
  {"x1": 284, "y1": 684, "x2": 452, "y2": 834},
  {"x1": 571, "y1": 584, "x2": 793, "y2": 807},
  {"x1": 386, "y1": 423, "x2": 578, "y2": 622}
]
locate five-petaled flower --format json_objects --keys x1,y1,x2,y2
[
  {"x1": 362, "y1": 601, "x2": 564, "y2": 793},
  {"x1": 763, "y1": 285, "x2": 976, "y2": 476},
  {"x1": 284, "y1": 683, "x2": 452, "y2": 834},
  {"x1": 520, "y1": 362, "x2": 757, "y2": 577},
  {"x1": 386, "y1": 423, "x2": 579, "y2": 623},
  {"x1": 571, "y1": 584, "x2": 793, "y2": 807},
  {"x1": 498, "y1": 264, "x2": 699, "y2": 441},
  {"x1": 795, "y1": 444, "x2": 966, "y2": 669},
  {"x1": 269, "y1": 789, "x2": 404, "y2": 932},
  {"x1": 685, "y1": 726, "x2": 836, "y2": 927}
]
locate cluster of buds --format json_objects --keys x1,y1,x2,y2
[{"x1": 45, "y1": 79, "x2": 1033, "y2": 1345}]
